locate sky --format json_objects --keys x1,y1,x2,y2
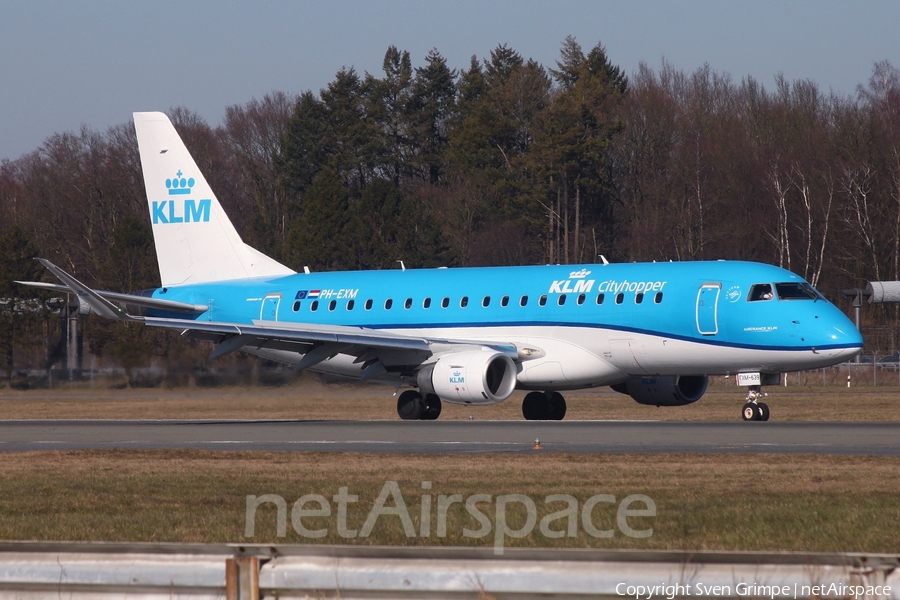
[{"x1": 1, "y1": 0, "x2": 898, "y2": 162}]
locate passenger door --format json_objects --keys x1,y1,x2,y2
[
  {"x1": 260, "y1": 294, "x2": 281, "y2": 321},
  {"x1": 696, "y1": 283, "x2": 721, "y2": 335}
]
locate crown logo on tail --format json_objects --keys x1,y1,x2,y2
[{"x1": 166, "y1": 170, "x2": 195, "y2": 196}]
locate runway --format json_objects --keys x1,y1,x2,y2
[{"x1": 1, "y1": 420, "x2": 899, "y2": 455}]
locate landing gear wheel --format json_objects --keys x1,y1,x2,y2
[
  {"x1": 422, "y1": 394, "x2": 442, "y2": 420},
  {"x1": 547, "y1": 391, "x2": 567, "y2": 421},
  {"x1": 742, "y1": 402, "x2": 760, "y2": 421},
  {"x1": 522, "y1": 392, "x2": 545, "y2": 420},
  {"x1": 397, "y1": 390, "x2": 424, "y2": 420},
  {"x1": 742, "y1": 384, "x2": 770, "y2": 422},
  {"x1": 522, "y1": 391, "x2": 567, "y2": 420}
]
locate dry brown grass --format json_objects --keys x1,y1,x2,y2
[
  {"x1": 0, "y1": 377, "x2": 897, "y2": 421},
  {"x1": 0, "y1": 450, "x2": 898, "y2": 552}
]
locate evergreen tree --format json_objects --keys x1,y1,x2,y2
[
  {"x1": 531, "y1": 37, "x2": 628, "y2": 262},
  {"x1": 277, "y1": 91, "x2": 329, "y2": 198},
  {"x1": 286, "y1": 167, "x2": 352, "y2": 271},
  {"x1": 366, "y1": 46, "x2": 415, "y2": 185},
  {"x1": 410, "y1": 49, "x2": 457, "y2": 184}
]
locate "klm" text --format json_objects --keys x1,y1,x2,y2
[{"x1": 152, "y1": 199, "x2": 211, "y2": 224}]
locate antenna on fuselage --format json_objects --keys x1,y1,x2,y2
[
  {"x1": 599, "y1": 255, "x2": 609, "y2": 265},
  {"x1": 397, "y1": 260, "x2": 406, "y2": 271},
  {"x1": 303, "y1": 266, "x2": 310, "y2": 274}
]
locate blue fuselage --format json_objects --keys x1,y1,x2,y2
[{"x1": 149, "y1": 260, "x2": 861, "y2": 384}]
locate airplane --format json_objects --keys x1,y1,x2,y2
[{"x1": 17, "y1": 111, "x2": 864, "y2": 422}]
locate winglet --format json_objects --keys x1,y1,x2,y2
[{"x1": 35, "y1": 259, "x2": 133, "y2": 321}]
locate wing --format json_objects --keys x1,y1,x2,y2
[{"x1": 142, "y1": 316, "x2": 524, "y2": 378}]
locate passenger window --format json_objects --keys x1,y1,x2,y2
[
  {"x1": 347, "y1": 299, "x2": 355, "y2": 310},
  {"x1": 635, "y1": 292, "x2": 644, "y2": 304},
  {"x1": 384, "y1": 298, "x2": 393, "y2": 310},
  {"x1": 460, "y1": 296, "x2": 469, "y2": 308},
  {"x1": 558, "y1": 294, "x2": 566, "y2": 306},
  {"x1": 310, "y1": 300, "x2": 319, "y2": 311},
  {"x1": 501, "y1": 296, "x2": 509, "y2": 307},
  {"x1": 596, "y1": 293, "x2": 605, "y2": 305},
  {"x1": 615, "y1": 293, "x2": 624, "y2": 305},
  {"x1": 482, "y1": 296, "x2": 490, "y2": 307},
  {"x1": 520, "y1": 295, "x2": 528, "y2": 307},
  {"x1": 423, "y1": 298, "x2": 431, "y2": 309},
  {"x1": 748, "y1": 284, "x2": 774, "y2": 301},
  {"x1": 577, "y1": 294, "x2": 585, "y2": 305},
  {"x1": 365, "y1": 299, "x2": 373, "y2": 310},
  {"x1": 405, "y1": 298, "x2": 412, "y2": 309},
  {"x1": 328, "y1": 300, "x2": 336, "y2": 311},
  {"x1": 539, "y1": 295, "x2": 547, "y2": 306},
  {"x1": 654, "y1": 292, "x2": 663, "y2": 304},
  {"x1": 441, "y1": 297, "x2": 449, "y2": 308},
  {"x1": 292, "y1": 300, "x2": 301, "y2": 312}
]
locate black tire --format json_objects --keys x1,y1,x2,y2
[
  {"x1": 397, "y1": 390, "x2": 424, "y2": 420},
  {"x1": 742, "y1": 402, "x2": 760, "y2": 421},
  {"x1": 757, "y1": 402, "x2": 770, "y2": 422},
  {"x1": 422, "y1": 394, "x2": 442, "y2": 420},
  {"x1": 522, "y1": 392, "x2": 545, "y2": 420},
  {"x1": 547, "y1": 391, "x2": 567, "y2": 421}
]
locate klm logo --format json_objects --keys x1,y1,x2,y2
[
  {"x1": 167, "y1": 170, "x2": 195, "y2": 195},
  {"x1": 549, "y1": 279, "x2": 595, "y2": 294},
  {"x1": 152, "y1": 170, "x2": 211, "y2": 224},
  {"x1": 152, "y1": 199, "x2": 211, "y2": 224}
]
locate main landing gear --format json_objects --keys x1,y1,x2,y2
[
  {"x1": 741, "y1": 385, "x2": 770, "y2": 421},
  {"x1": 397, "y1": 390, "x2": 442, "y2": 420},
  {"x1": 522, "y1": 391, "x2": 567, "y2": 421}
]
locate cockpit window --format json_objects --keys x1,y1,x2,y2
[
  {"x1": 748, "y1": 284, "x2": 774, "y2": 301},
  {"x1": 775, "y1": 282, "x2": 823, "y2": 300}
]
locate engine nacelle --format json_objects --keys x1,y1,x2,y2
[
  {"x1": 417, "y1": 351, "x2": 517, "y2": 405},
  {"x1": 611, "y1": 375, "x2": 709, "y2": 407}
]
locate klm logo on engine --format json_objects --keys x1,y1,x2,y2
[
  {"x1": 151, "y1": 170, "x2": 211, "y2": 224},
  {"x1": 449, "y1": 370, "x2": 465, "y2": 384}
]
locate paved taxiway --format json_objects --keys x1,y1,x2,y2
[{"x1": 1, "y1": 420, "x2": 899, "y2": 455}]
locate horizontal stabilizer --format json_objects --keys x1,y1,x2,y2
[{"x1": 15, "y1": 280, "x2": 208, "y2": 314}]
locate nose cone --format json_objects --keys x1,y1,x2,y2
[{"x1": 817, "y1": 309, "x2": 863, "y2": 363}]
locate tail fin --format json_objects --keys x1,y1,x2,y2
[{"x1": 133, "y1": 111, "x2": 294, "y2": 287}]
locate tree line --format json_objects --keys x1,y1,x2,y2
[{"x1": 2, "y1": 38, "x2": 900, "y2": 374}]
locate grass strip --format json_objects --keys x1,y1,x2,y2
[{"x1": 0, "y1": 450, "x2": 897, "y2": 553}]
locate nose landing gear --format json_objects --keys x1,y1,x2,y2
[{"x1": 741, "y1": 385, "x2": 770, "y2": 421}]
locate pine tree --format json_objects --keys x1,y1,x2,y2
[
  {"x1": 410, "y1": 49, "x2": 457, "y2": 184},
  {"x1": 286, "y1": 167, "x2": 352, "y2": 271}
]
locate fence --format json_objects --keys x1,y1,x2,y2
[{"x1": 0, "y1": 542, "x2": 897, "y2": 600}]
